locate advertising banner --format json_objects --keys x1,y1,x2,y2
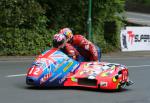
[{"x1": 120, "y1": 27, "x2": 150, "y2": 51}]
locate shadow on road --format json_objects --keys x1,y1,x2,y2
[{"x1": 24, "y1": 86, "x2": 132, "y2": 93}]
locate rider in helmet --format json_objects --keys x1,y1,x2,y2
[
  {"x1": 52, "y1": 33, "x2": 66, "y2": 48},
  {"x1": 52, "y1": 33, "x2": 80, "y2": 60},
  {"x1": 59, "y1": 27, "x2": 101, "y2": 61},
  {"x1": 59, "y1": 28, "x2": 73, "y2": 41}
]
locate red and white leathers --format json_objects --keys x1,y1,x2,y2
[
  {"x1": 60, "y1": 43, "x2": 80, "y2": 60},
  {"x1": 69, "y1": 34, "x2": 99, "y2": 61}
]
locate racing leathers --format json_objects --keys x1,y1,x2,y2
[
  {"x1": 68, "y1": 34, "x2": 101, "y2": 61},
  {"x1": 60, "y1": 43, "x2": 80, "y2": 60}
]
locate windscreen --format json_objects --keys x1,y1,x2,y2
[{"x1": 34, "y1": 50, "x2": 71, "y2": 72}]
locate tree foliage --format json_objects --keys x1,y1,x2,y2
[
  {"x1": 126, "y1": 0, "x2": 150, "y2": 13},
  {"x1": 0, "y1": 0, "x2": 125, "y2": 55},
  {"x1": 0, "y1": 0, "x2": 47, "y2": 29},
  {"x1": 38, "y1": 0, "x2": 125, "y2": 51},
  {"x1": 0, "y1": 0, "x2": 52, "y2": 55}
]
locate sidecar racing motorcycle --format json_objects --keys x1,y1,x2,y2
[{"x1": 26, "y1": 48, "x2": 133, "y2": 90}]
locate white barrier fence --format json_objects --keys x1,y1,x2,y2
[{"x1": 120, "y1": 27, "x2": 150, "y2": 51}]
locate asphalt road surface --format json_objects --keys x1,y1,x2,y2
[
  {"x1": 0, "y1": 53, "x2": 150, "y2": 103},
  {"x1": 126, "y1": 12, "x2": 150, "y2": 26}
]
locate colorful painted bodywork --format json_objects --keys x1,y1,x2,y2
[{"x1": 26, "y1": 48, "x2": 129, "y2": 90}]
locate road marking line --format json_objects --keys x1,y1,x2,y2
[
  {"x1": 128, "y1": 65, "x2": 150, "y2": 68},
  {"x1": 0, "y1": 60, "x2": 33, "y2": 62},
  {"x1": 102, "y1": 57, "x2": 150, "y2": 60},
  {"x1": 6, "y1": 74, "x2": 26, "y2": 78}
]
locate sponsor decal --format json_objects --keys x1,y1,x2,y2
[
  {"x1": 83, "y1": 64, "x2": 89, "y2": 68},
  {"x1": 49, "y1": 73, "x2": 62, "y2": 82},
  {"x1": 127, "y1": 31, "x2": 135, "y2": 45},
  {"x1": 101, "y1": 65, "x2": 110, "y2": 71},
  {"x1": 79, "y1": 69, "x2": 93, "y2": 75},
  {"x1": 40, "y1": 73, "x2": 52, "y2": 84},
  {"x1": 101, "y1": 72, "x2": 110, "y2": 77},
  {"x1": 100, "y1": 65, "x2": 116, "y2": 77},
  {"x1": 80, "y1": 69, "x2": 100, "y2": 78},
  {"x1": 53, "y1": 58, "x2": 69, "y2": 72},
  {"x1": 83, "y1": 62, "x2": 103, "y2": 71},
  {"x1": 88, "y1": 75, "x2": 95, "y2": 79},
  {"x1": 110, "y1": 65, "x2": 115, "y2": 70},
  {"x1": 135, "y1": 34, "x2": 150, "y2": 42},
  {"x1": 100, "y1": 81, "x2": 108, "y2": 87},
  {"x1": 121, "y1": 27, "x2": 150, "y2": 51},
  {"x1": 71, "y1": 76, "x2": 77, "y2": 82},
  {"x1": 127, "y1": 31, "x2": 150, "y2": 44},
  {"x1": 59, "y1": 75, "x2": 67, "y2": 84},
  {"x1": 79, "y1": 71, "x2": 84, "y2": 75},
  {"x1": 71, "y1": 64, "x2": 79, "y2": 73},
  {"x1": 112, "y1": 76, "x2": 117, "y2": 82},
  {"x1": 63, "y1": 62, "x2": 73, "y2": 72},
  {"x1": 122, "y1": 70, "x2": 128, "y2": 81},
  {"x1": 35, "y1": 58, "x2": 56, "y2": 71},
  {"x1": 101, "y1": 63, "x2": 117, "y2": 71}
]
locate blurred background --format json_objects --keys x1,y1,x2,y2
[
  {"x1": 126, "y1": 0, "x2": 150, "y2": 14},
  {"x1": 0, "y1": 0, "x2": 149, "y2": 56}
]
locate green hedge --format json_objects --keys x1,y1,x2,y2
[
  {"x1": 0, "y1": 0, "x2": 53, "y2": 55},
  {"x1": 40, "y1": 0, "x2": 125, "y2": 52},
  {"x1": 0, "y1": 27, "x2": 55, "y2": 55},
  {"x1": 93, "y1": 18, "x2": 122, "y2": 53},
  {"x1": 0, "y1": 0, "x2": 125, "y2": 55}
]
